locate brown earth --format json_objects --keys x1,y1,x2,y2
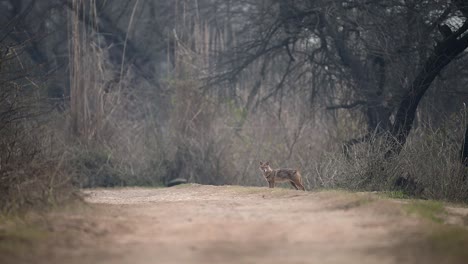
[{"x1": 3, "y1": 184, "x2": 468, "y2": 264}]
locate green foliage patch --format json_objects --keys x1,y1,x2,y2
[{"x1": 404, "y1": 200, "x2": 446, "y2": 223}]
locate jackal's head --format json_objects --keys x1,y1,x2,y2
[{"x1": 259, "y1": 161, "x2": 272, "y2": 174}]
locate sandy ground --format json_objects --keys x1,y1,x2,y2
[{"x1": 15, "y1": 184, "x2": 468, "y2": 264}]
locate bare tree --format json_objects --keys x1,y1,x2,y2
[{"x1": 208, "y1": 0, "x2": 468, "y2": 155}]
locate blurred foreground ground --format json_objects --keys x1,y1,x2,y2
[{"x1": 2, "y1": 184, "x2": 468, "y2": 264}]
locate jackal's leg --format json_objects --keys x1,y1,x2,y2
[
  {"x1": 293, "y1": 175, "x2": 306, "y2": 191},
  {"x1": 295, "y1": 179, "x2": 305, "y2": 191},
  {"x1": 297, "y1": 181, "x2": 305, "y2": 191},
  {"x1": 268, "y1": 181, "x2": 273, "y2": 188},
  {"x1": 290, "y1": 181, "x2": 299, "y2": 190}
]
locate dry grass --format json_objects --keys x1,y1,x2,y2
[
  {"x1": 311, "y1": 127, "x2": 468, "y2": 202},
  {"x1": 0, "y1": 48, "x2": 75, "y2": 212}
]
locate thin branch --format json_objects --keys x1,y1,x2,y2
[{"x1": 326, "y1": 100, "x2": 367, "y2": 110}]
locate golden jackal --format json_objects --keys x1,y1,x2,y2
[{"x1": 259, "y1": 161, "x2": 305, "y2": 191}]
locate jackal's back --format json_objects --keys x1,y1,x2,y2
[{"x1": 273, "y1": 169, "x2": 299, "y2": 182}]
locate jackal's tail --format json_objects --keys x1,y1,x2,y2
[{"x1": 295, "y1": 170, "x2": 306, "y2": 191}]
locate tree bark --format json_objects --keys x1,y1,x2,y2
[
  {"x1": 462, "y1": 126, "x2": 468, "y2": 166},
  {"x1": 389, "y1": 22, "x2": 468, "y2": 155},
  {"x1": 325, "y1": 20, "x2": 392, "y2": 134}
]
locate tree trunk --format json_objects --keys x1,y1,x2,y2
[
  {"x1": 462, "y1": 126, "x2": 468, "y2": 166},
  {"x1": 389, "y1": 23, "x2": 468, "y2": 155},
  {"x1": 330, "y1": 25, "x2": 392, "y2": 134}
]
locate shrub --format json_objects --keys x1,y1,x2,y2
[{"x1": 311, "y1": 127, "x2": 468, "y2": 202}]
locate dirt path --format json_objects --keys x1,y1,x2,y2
[{"x1": 27, "y1": 185, "x2": 468, "y2": 264}]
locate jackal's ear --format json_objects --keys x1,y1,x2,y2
[
  {"x1": 265, "y1": 161, "x2": 269, "y2": 166},
  {"x1": 259, "y1": 161, "x2": 263, "y2": 165}
]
